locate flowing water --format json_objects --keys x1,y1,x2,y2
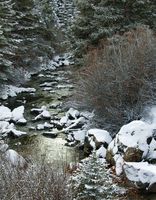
[{"x1": 2, "y1": 65, "x2": 82, "y2": 164}]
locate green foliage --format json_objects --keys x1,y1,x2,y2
[
  {"x1": 0, "y1": 0, "x2": 58, "y2": 84},
  {"x1": 71, "y1": 0, "x2": 156, "y2": 61},
  {"x1": 70, "y1": 153, "x2": 122, "y2": 200}
]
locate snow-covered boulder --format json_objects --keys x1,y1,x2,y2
[
  {"x1": 5, "y1": 149, "x2": 27, "y2": 168},
  {"x1": 123, "y1": 162, "x2": 156, "y2": 192},
  {"x1": 67, "y1": 130, "x2": 86, "y2": 145},
  {"x1": 0, "y1": 106, "x2": 12, "y2": 121},
  {"x1": 106, "y1": 120, "x2": 156, "y2": 178},
  {"x1": 107, "y1": 120, "x2": 155, "y2": 165},
  {"x1": 87, "y1": 129, "x2": 112, "y2": 149},
  {"x1": 12, "y1": 106, "x2": 27, "y2": 125},
  {"x1": 84, "y1": 129, "x2": 112, "y2": 157}
]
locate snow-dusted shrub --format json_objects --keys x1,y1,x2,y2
[
  {"x1": 76, "y1": 26, "x2": 156, "y2": 132},
  {"x1": 0, "y1": 154, "x2": 72, "y2": 200}
]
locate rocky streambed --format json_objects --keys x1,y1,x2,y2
[{"x1": 0, "y1": 60, "x2": 85, "y2": 164}]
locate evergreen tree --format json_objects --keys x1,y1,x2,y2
[
  {"x1": 71, "y1": 153, "x2": 121, "y2": 200},
  {"x1": 71, "y1": 0, "x2": 156, "y2": 61},
  {"x1": 0, "y1": 0, "x2": 58, "y2": 84}
]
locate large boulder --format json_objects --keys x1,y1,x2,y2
[
  {"x1": 107, "y1": 120, "x2": 156, "y2": 166},
  {"x1": 84, "y1": 129, "x2": 112, "y2": 158},
  {"x1": 123, "y1": 162, "x2": 156, "y2": 192}
]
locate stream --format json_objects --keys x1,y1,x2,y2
[{"x1": 1, "y1": 64, "x2": 82, "y2": 165}]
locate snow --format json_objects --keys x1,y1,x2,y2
[
  {"x1": 117, "y1": 121, "x2": 152, "y2": 153},
  {"x1": 114, "y1": 154, "x2": 124, "y2": 176},
  {"x1": 66, "y1": 108, "x2": 80, "y2": 119},
  {"x1": 12, "y1": 105, "x2": 27, "y2": 124},
  {"x1": 0, "y1": 121, "x2": 10, "y2": 134},
  {"x1": 0, "y1": 85, "x2": 36, "y2": 100},
  {"x1": 60, "y1": 116, "x2": 68, "y2": 125},
  {"x1": 123, "y1": 162, "x2": 156, "y2": 191},
  {"x1": 96, "y1": 145, "x2": 106, "y2": 158},
  {"x1": 72, "y1": 130, "x2": 86, "y2": 143},
  {"x1": 5, "y1": 149, "x2": 26, "y2": 168},
  {"x1": 36, "y1": 122, "x2": 53, "y2": 130},
  {"x1": 89, "y1": 136, "x2": 96, "y2": 150},
  {"x1": 108, "y1": 120, "x2": 155, "y2": 162},
  {"x1": 87, "y1": 129, "x2": 112, "y2": 144},
  {"x1": 0, "y1": 121, "x2": 27, "y2": 137},
  {"x1": 0, "y1": 106, "x2": 12, "y2": 121},
  {"x1": 33, "y1": 106, "x2": 51, "y2": 120}
]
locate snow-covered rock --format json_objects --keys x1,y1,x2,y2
[
  {"x1": 0, "y1": 122, "x2": 27, "y2": 137},
  {"x1": 0, "y1": 106, "x2": 12, "y2": 121},
  {"x1": 84, "y1": 129, "x2": 112, "y2": 156},
  {"x1": 31, "y1": 105, "x2": 47, "y2": 114},
  {"x1": 107, "y1": 120, "x2": 155, "y2": 164},
  {"x1": 33, "y1": 106, "x2": 51, "y2": 120},
  {"x1": 66, "y1": 108, "x2": 80, "y2": 120},
  {"x1": 87, "y1": 129, "x2": 112, "y2": 148},
  {"x1": 106, "y1": 120, "x2": 156, "y2": 178},
  {"x1": 123, "y1": 162, "x2": 156, "y2": 192},
  {"x1": 12, "y1": 106, "x2": 27, "y2": 124},
  {"x1": 0, "y1": 85, "x2": 36, "y2": 100},
  {"x1": 36, "y1": 122, "x2": 53, "y2": 130},
  {"x1": 71, "y1": 130, "x2": 86, "y2": 144},
  {"x1": 5, "y1": 149, "x2": 27, "y2": 168},
  {"x1": 0, "y1": 121, "x2": 10, "y2": 134},
  {"x1": 96, "y1": 145, "x2": 107, "y2": 158}
]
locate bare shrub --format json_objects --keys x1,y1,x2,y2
[
  {"x1": 76, "y1": 26, "x2": 156, "y2": 132},
  {"x1": 0, "y1": 154, "x2": 72, "y2": 200}
]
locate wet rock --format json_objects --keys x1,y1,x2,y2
[
  {"x1": 42, "y1": 131, "x2": 58, "y2": 138},
  {"x1": 123, "y1": 147, "x2": 143, "y2": 162}
]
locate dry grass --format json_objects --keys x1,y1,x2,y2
[{"x1": 0, "y1": 154, "x2": 72, "y2": 200}]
